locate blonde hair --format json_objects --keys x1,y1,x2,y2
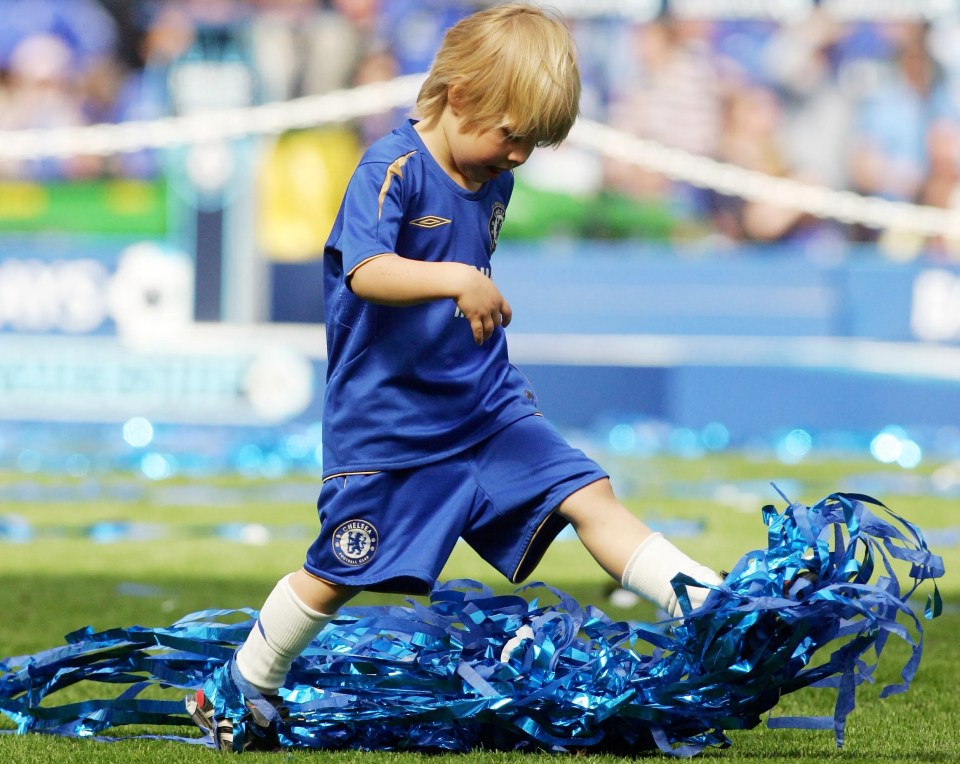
[{"x1": 415, "y1": 4, "x2": 581, "y2": 147}]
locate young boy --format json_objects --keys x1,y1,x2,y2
[{"x1": 188, "y1": 3, "x2": 721, "y2": 751}]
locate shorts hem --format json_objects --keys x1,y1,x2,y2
[
  {"x1": 510, "y1": 471, "x2": 608, "y2": 583},
  {"x1": 302, "y1": 563, "x2": 434, "y2": 596}
]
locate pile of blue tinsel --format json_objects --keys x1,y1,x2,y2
[{"x1": 0, "y1": 491, "x2": 944, "y2": 756}]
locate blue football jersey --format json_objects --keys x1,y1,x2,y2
[{"x1": 321, "y1": 120, "x2": 539, "y2": 476}]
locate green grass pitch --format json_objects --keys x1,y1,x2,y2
[{"x1": 0, "y1": 452, "x2": 956, "y2": 763}]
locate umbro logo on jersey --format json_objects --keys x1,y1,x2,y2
[{"x1": 410, "y1": 216, "x2": 452, "y2": 228}]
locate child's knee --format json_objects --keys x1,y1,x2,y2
[
  {"x1": 557, "y1": 478, "x2": 626, "y2": 525},
  {"x1": 289, "y1": 569, "x2": 357, "y2": 614}
]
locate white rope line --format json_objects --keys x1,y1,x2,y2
[
  {"x1": 1, "y1": 73, "x2": 956, "y2": 239},
  {"x1": 0, "y1": 74, "x2": 425, "y2": 160},
  {"x1": 568, "y1": 120, "x2": 960, "y2": 239}
]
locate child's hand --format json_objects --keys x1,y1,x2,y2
[
  {"x1": 349, "y1": 256, "x2": 511, "y2": 344},
  {"x1": 453, "y1": 265, "x2": 512, "y2": 345}
]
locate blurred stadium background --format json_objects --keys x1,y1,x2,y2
[{"x1": 0, "y1": 0, "x2": 959, "y2": 484}]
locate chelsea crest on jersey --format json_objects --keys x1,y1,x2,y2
[{"x1": 489, "y1": 201, "x2": 506, "y2": 252}]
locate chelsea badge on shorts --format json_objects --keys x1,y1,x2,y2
[{"x1": 332, "y1": 519, "x2": 379, "y2": 566}]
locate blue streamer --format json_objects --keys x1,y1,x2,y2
[{"x1": 0, "y1": 491, "x2": 944, "y2": 756}]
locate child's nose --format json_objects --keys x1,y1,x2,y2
[{"x1": 507, "y1": 144, "x2": 533, "y2": 167}]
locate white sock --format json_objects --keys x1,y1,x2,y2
[
  {"x1": 621, "y1": 532, "x2": 722, "y2": 617},
  {"x1": 235, "y1": 573, "x2": 334, "y2": 694}
]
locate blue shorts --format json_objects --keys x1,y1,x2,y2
[{"x1": 304, "y1": 414, "x2": 607, "y2": 594}]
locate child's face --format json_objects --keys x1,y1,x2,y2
[{"x1": 447, "y1": 118, "x2": 537, "y2": 190}]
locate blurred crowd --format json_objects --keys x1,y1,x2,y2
[{"x1": 1, "y1": 0, "x2": 959, "y2": 253}]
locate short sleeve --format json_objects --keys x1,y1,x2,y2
[{"x1": 336, "y1": 155, "x2": 413, "y2": 275}]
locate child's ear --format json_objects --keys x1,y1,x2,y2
[{"x1": 447, "y1": 83, "x2": 466, "y2": 115}]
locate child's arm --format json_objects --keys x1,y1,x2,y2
[{"x1": 350, "y1": 254, "x2": 512, "y2": 345}]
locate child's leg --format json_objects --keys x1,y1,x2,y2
[
  {"x1": 235, "y1": 569, "x2": 358, "y2": 694},
  {"x1": 557, "y1": 478, "x2": 721, "y2": 616}
]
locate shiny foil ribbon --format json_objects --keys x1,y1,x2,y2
[{"x1": 0, "y1": 491, "x2": 944, "y2": 755}]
